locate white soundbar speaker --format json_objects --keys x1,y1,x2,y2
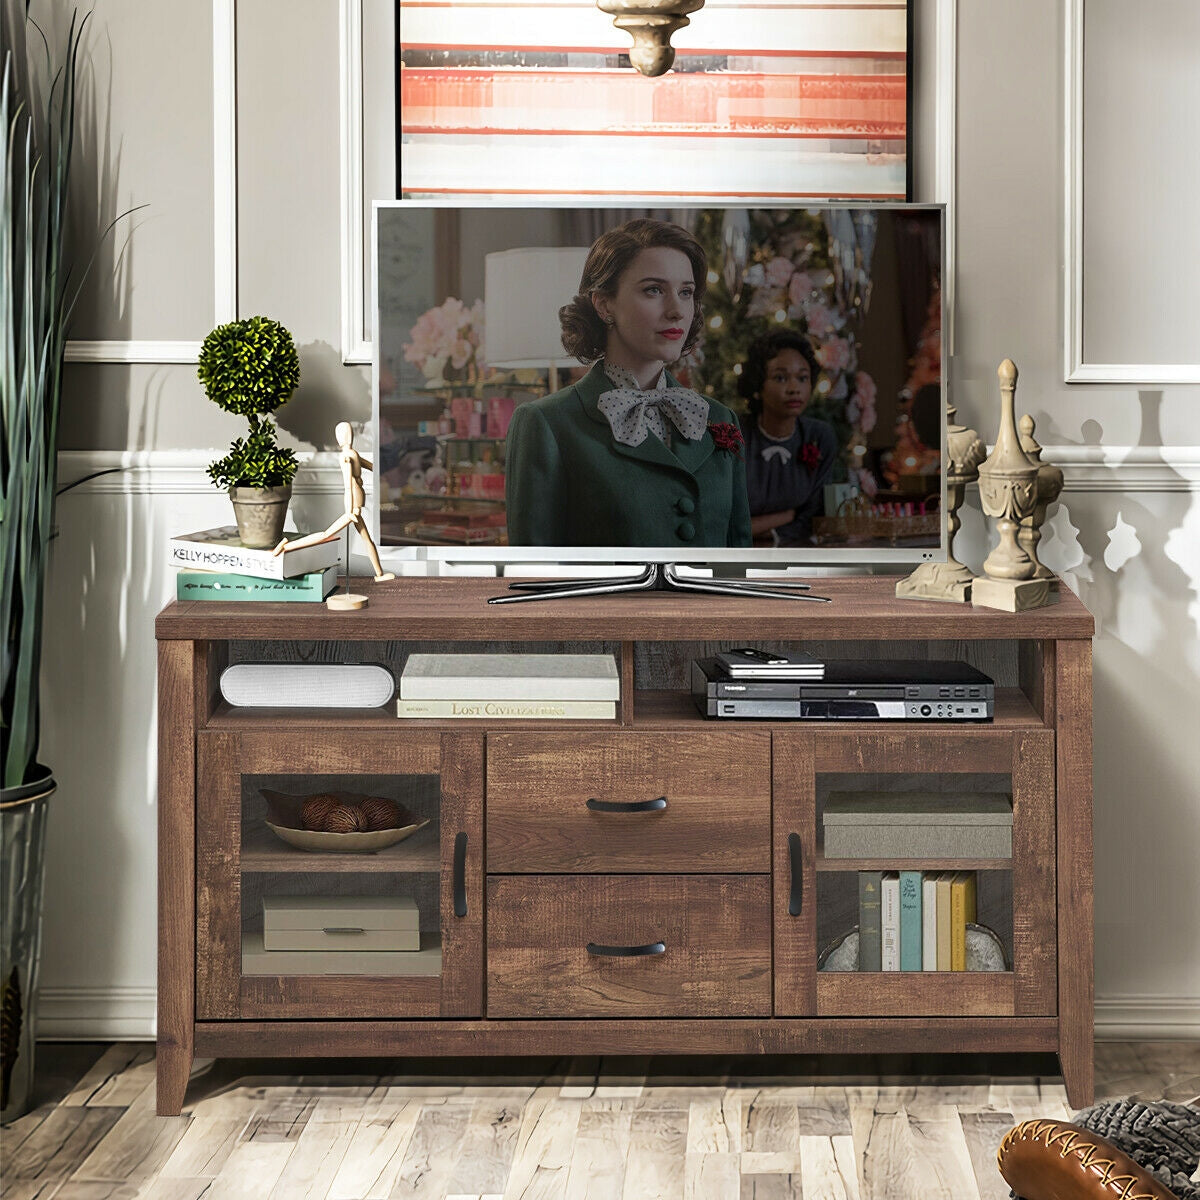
[{"x1": 220, "y1": 663, "x2": 395, "y2": 708}]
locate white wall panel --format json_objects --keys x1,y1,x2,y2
[{"x1": 67, "y1": 0, "x2": 216, "y2": 343}]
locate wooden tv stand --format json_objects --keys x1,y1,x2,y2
[{"x1": 155, "y1": 576, "x2": 1094, "y2": 1116}]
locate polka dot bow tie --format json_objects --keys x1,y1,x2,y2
[{"x1": 596, "y1": 362, "x2": 710, "y2": 448}]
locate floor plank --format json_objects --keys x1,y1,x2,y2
[{"x1": 8, "y1": 1041, "x2": 1195, "y2": 1200}]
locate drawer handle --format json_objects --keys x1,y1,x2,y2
[
  {"x1": 453, "y1": 832, "x2": 468, "y2": 917},
  {"x1": 585, "y1": 796, "x2": 667, "y2": 813},
  {"x1": 788, "y1": 832, "x2": 803, "y2": 916},
  {"x1": 586, "y1": 941, "x2": 666, "y2": 958},
  {"x1": 322, "y1": 927, "x2": 364, "y2": 935}
]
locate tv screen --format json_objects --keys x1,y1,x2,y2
[{"x1": 373, "y1": 203, "x2": 945, "y2": 568}]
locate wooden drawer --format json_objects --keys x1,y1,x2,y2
[
  {"x1": 486, "y1": 731, "x2": 770, "y2": 872},
  {"x1": 486, "y1": 874, "x2": 771, "y2": 1017}
]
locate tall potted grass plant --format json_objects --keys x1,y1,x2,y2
[{"x1": 1, "y1": 3, "x2": 85, "y2": 1121}]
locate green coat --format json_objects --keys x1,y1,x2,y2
[{"x1": 505, "y1": 362, "x2": 752, "y2": 549}]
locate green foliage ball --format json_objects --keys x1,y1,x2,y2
[
  {"x1": 198, "y1": 315, "x2": 300, "y2": 417},
  {"x1": 207, "y1": 419, "x2": 299, "y2": 490}
]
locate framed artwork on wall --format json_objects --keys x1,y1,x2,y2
[{"x1": 395, "y1": 0, "x2": 912, "y2": 202}]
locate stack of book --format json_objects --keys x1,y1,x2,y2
[
  {"x1": 396, "y1": 653, "x2": 620, "y2": 720},
  {"x1": 857, "y1": 869, "x2": 979, "y2": 971},
  {"x1": 169, "y1": 525, "x2": 341, "y2": 603}
]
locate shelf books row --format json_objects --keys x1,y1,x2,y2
[
  {"x1": 859, "y1": 869, "x2": 980, "y2": 972},
  {"x1": 396, "y1": 653, "x2": 620, "y2": 720}
]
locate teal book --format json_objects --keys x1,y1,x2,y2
[
  {"x1": 857, "y1": 871, "x2": 882, "y2": 971},
  {"x1": 176, "y1": 565, "x2": 338, "y2": 602},
  {"x1": 899, "y1": 870, "x2": 923, "y2": 971}
]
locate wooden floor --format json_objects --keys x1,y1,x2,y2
[{"x1": 3, "y1": 1043, "x2": 1198, "y2": 1199}]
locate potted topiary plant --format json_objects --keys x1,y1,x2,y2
[{"x1": 198, "y1": 316, "x2": 301, "y2": 548}]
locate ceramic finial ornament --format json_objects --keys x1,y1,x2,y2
[
  {"x1": 972, "y1": 360, "x2": 1053, "y2": 611},
  {"x1": 595, "y1": 0, "x2": 705, "y2": 76},
  {"x1": 273, "y1": 421, "x2": 394, "y2": 610},
  {"x1": 1018, "y1": 413, "x2": 1064, "y2": 582},
  {"x1": 896, "y1": 401, "x2": 987, "y2": 603}
]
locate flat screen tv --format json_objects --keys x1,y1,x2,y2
[{"x1": 372, "y1": 202, "x2": 945, "y2": 574}]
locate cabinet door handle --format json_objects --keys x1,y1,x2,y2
[
  {"x1": 788, "y1": 832, "x2": 803, "y2": 916},
  {"x1": 585, "y1": 796, "x2": 667, "y2": 813},
  {"x1": 453, "y1": 832, "x2": 468, "y2": 917},
  {"x1": 322, "y1": 927, "x2": 364, "y2": 935},
  {"x1": 586, "y1": 941, "x2": 667, "y2": 958}
]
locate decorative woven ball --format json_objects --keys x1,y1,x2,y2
[
  {"x1": 361, "y1": 797, "x2": 402, "y2": 831},
  {"x1": 324, "y1": 803, "x2": 367, "y2": 833},
  {"x1": 300, "y1": 794, "x2": 340, "y2": 831}
]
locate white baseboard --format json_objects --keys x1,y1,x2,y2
[
  {"x1": 1094, "y1": 995, "x2": 1200, "y2": 1041},
  {"x1": 35, "y1": 986, "x2": 1199, "y2": 1044},
  {"x1": 37, "y1": 987, "x2": 157, "y2": 1041}
]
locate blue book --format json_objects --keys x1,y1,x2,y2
[{"x1": 899, "y1": 870, "x2": 923, "y2": 971}]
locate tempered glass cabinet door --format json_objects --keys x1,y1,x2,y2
[
  {"x1": 196, "y1": 728, "x2": 483, "y2": 1020},
  {"x1": 773, "y1": 727, "x2": 1056, "y2": 1018}
]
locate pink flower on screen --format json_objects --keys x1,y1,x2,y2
[
  {"x1": 854, "y1": 371, "x2": 877, "y2": 432},
  {"x1": 765, "y1": 256, "x2": 795, "y2": 288},
  {"x1": 852, "y1": 467, "x2": 879, "y2": 498},
  {"x1": 855, "y1": 371, "x2": 877, "y2": 407},
  {"x1": 815, "y1": 336, "x2": 851, "y2": 372},
  {"x1": 788, "y1": 272, "x2": 815, "y2": 306},
  {"x1": 804, "y1": 303, "x2": 836, "y2": 339}
]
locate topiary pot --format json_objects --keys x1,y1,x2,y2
[{"x1": 229, "y1": 484, "x2": 292, "y2": 548}]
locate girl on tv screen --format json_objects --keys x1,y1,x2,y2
[
  {"x1": 504, "y1": 218, "x2": 752, "y2": 548},
  {"x1": 737, "y1": 330, "x2": 838, "y2": 546}
]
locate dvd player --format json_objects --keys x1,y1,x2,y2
[{"x1": 691, "y1": 659, "x2": 994, "y2": 721}]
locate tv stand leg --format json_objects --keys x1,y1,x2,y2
[{"x1": 156, "y1": 1040, "x2": 192, "y2": 1116}]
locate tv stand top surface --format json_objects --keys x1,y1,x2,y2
[{"x1": 156, "y1": 575, "x2": 1094, "y2": 642}]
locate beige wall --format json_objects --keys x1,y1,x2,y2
[{"x1": 38, "y1": 0, "x2": 1199, "y2": 1039}]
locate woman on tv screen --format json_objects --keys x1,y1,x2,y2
[
  {"x1": 505, "y1": 218, "x2": 752, "y2": 548},
  {"x1": 737, "y1": 330, "x2": 838, "y2": 546}
]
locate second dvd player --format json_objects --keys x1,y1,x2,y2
[{"x1": 691, "y1": 658, "x2": 994, "y2": 721}]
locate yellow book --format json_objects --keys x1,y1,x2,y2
[
  {"x1": 950, "y1": 871, "x2": 977, "y2": 971},
  {"x1": 935, "y1": 872, "x2": 952, "y2": 970}
]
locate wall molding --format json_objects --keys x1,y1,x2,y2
[
  {"x1": 341, "y1": 0, "x2": 371, "y2": 365},
  {"x1": 1063, "y1": 0, "x2": 1200, "y2": 384},
  {"x1": 58, "y1": 446, "x2": 1200, "y2": 497},
  {"x1": 63, "y1": 0, "x2": 237, "y2": 365},
  {"x1": 934, "y1": 0, "x2": 956, "y2": 358},
  {"x1": 57, "y1": 450, "x2": 348, "y2": 495}
]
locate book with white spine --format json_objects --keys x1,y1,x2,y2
[
  {"x1": 397, "y1": 698, "x2": 616, "y2": 720},
  {"x1": 881, "y1": 872, "x2": 900, "y2": 971},
  {"x1": 169, "y1": 526, "x2": 339, "y2": 580},
  {"x1": 400, "y1": 653, "x2": 619, "y2": 700},
  {"x1": 922, "y1": 873, "x2": 939, "y2": 970}
]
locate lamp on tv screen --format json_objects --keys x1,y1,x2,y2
[{"x1": 373, "y1": 202, "x2": 945, "y2": 571}]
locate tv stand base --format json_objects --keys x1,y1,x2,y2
[{"x1": 488, "y1": 562, "x2": 831, "y2": 604}]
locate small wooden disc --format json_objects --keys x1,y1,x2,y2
[{"x1": 326, "y1": 592, "x2": 368, "y2": 610}]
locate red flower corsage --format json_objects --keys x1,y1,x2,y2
[
  {"x1": 708, "y1": 422, "x2": 744, "y2": 459},
  {"x1": 799, "y1": 441, "x2": 822, "y2": 469}
]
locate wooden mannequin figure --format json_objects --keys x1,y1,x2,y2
[{"x1": 274, "y1": 422, "x2": 395, "y2": 589}]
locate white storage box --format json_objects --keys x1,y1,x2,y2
[{"x1": 262, "y1": 895, "x2": 419, "y2": 952}]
